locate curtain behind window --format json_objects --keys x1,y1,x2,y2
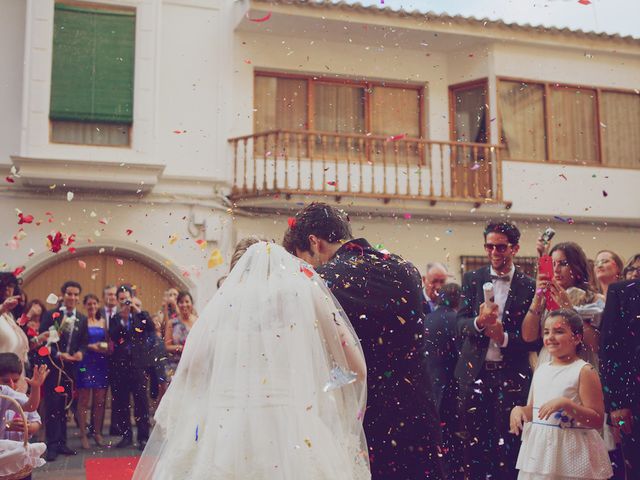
[
  {"x1": 600, "y1": 91, "x2": 640, "y2": 169},
  {"x1": 498, "y1": 81, "x2": 546, "y2": 161},
  {"x1": 549, "y1": 87, "x2": 598, "y2": 164}
]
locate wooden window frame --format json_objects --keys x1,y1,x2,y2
[
  {"x1": 497, "y1": 76, "x2": 640, "y2": 170},
  {"x1": 448, "y1": 78, "x2": 491, "y2": 145},
  {"x1": 254, "y1": 70, "x2": 426, "y2": 139}
]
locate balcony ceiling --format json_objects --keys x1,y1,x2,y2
[{"x1": 238, "y1": 8, "x2": 490, "y2": 54}]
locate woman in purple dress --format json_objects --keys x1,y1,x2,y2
[{"x1": 76, "y1": 294, "x2": 109, "y2": 448}]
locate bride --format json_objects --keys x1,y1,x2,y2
[{"x1": 133, "y1": 241, "x2": 370, "y2": 479}]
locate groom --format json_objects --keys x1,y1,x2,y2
[{"x1": 284, "y1": 203, "x2": 443, "y2": 479}]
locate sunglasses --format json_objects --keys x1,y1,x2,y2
[{"x1": 484, "y1": 243, "x2": 512, "y2": 253}]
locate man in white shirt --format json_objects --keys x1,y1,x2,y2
[
  {"x1": 454, "y1": 221, "x2": 538, "y2": 480},
  {"x1": 422, "y1": 262, "x2": 448, "y2": 314}
]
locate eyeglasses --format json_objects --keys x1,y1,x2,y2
[{"x1": 484, "y1": 243, "x2": 512, "y2": 253}]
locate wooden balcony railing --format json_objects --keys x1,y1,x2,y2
[{"x1": 228, "y1": 130, "x2": 505, "y2": 204}]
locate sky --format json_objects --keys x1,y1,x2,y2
[{"x1": 349, "y1": 0, "x2": 640, "y2": 38}]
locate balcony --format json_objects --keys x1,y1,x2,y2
[{"x1": 228, "y1": 130, "x2": 509, "y2": 210}]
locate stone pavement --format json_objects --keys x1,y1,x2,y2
[{"x1": 32, "y1": 423, "x2": 142, "y2": 480}]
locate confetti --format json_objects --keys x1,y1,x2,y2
[
  {"x1": 173, "y1": 129, "x2": 187, "y2": 134},
  {"x1": 195, "y1": 239, "x2": 207, "y2": 250},
  {"x1": 115, "y1": 258, "x2": 124, "y2": 266},
  {"x1": 403, "y1": 213, "x2": 412, "y2": 220},
  {"x1": 559, "y1": 174, "x2": 567, "y2": 181},
  {"x1": 553, "y1": 215, "x2": 574, "y2": 224},
  {"x1": 54, "y1": 386, "x2": 65, "y2": 393},
  {"x1": 386, "y1": 133, "x2": 406, "y2": 142},
  {"x1": 327, "y1": 181, "x2": 337, "y2": 186},
  {"x1": 470, "y1": 163, "x2": 480, "y2": 171},
  {"x1": 66, "y1": 191, "x2": 74, "y2": 201},
  {"x1": 247, "y1": 11, "x2": 272, "y2": 22},
  {"x1": 304, "y1": 438, "x2": 312, "y2": 448},
  {"x1": 46, "y1": 293, "x2": 59, "y2": 304},
  {"x1": 47, "y1": 231, "x2": 65, "y2": 251},
  {"x1": 169, "y1": 234, "x2": 179, "y2": 245},
  {"x1": 5, "y1": 176, "x2": 15, "y2": 183},
  {"x1": 577, "y1": 0, "x2": 591, "y2": 4},
  {"x1": 13, "y1": 266, "x2": 25, "y2": 277},
  {"x1": 99, "y1": 217, "x2": 109, "y2": 225},
  {"x1": 602, "y1": 190, "x2": 608, "y2": 197},
  {"x1": 301, "y1": 266, "x2": 314, "y2": 278},
  {"x1": 38, "y1": 346, "x2": 50, "y2": 357},
  {"x1": 18, "y1": 213, "x2": 34, "y2": 225},
  {"x1": 397, "y1": 315, "x2": 406, "y2": 325},
  {"x1": 78, "y1": 260, "x2": 87, "y2": 269},
  {"x1": 195, "y1": 425, "x2": 199, "y2": 442},
  {"x1": 208, "y1": 249, "x2": 224, "y2": 268},
  {"x1": 287, "y1": 217, "x2": 297, "y2": 228},
  {"x1": 323, "y1": 366, "x2": 357, "y2": 392},
  {"x1": 125, "y1": 229, "x2": 133, "y2": 235}
]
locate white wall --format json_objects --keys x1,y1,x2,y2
[{"x1": 0, "y1": 0, "x2": 26, "y2": 166}]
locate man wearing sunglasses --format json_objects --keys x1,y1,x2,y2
[{"x1": 454, "y1": 221, "x2": 539, "y2": 480}]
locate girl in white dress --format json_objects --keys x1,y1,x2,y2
[{"x1": 510, "y1": 309, "x2": 613, "y2": 480}]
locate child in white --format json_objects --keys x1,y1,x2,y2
[{"x1": 510, "y1": 309, "x2": 613, "y2": 480}]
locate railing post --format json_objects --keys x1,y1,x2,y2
[
  {"x1": 232, "y1": 139, "x2": 238, "y2": 194},
  {"x1": 472, "y1": 145, "x2": 480, "y2": 199},
  {"x1": 262, "y1": 134, "x2": 268, "y2": 191},
  {"x1": 440, "y1": 144, "x2": 446, "y2": 199},
  {"x1": 495, "y1": 146, "x2": 502, "y2": 201},
  {"x1": 283, "y1": 132, "x2": 290, "y2": 190},
  {"x1": 296, "y1": 133, "x2": 302, "y2": 190},
  {"x1": 346, "y1": 137, "x2": 352, "y2": 194},
  {"x1": 417, "y1": 141, "x2": 424, "y2": 197},
  {"x1": 321, "y1": 135, "x2": 327, "y2": 192},
  {"x1": 242, "y1": 138, "x2": 248, "y2": 193},
  {"x1": 273, "y1": 131, "x2": 280, "y2": 190}
]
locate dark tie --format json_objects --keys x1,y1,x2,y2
[{"x1": 490, "y1": 275, "x2": 510, "y2": 282}]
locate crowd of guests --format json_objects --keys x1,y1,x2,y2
[
  {"x1": 418, "y1": 223, "x2": 639, "y2": 479},
  {"x1": 0, "y1": 272, "x2": 198, "y2": 463},
  {"x1": 1, "y1": 205, "x2": 640, "y2": 478}
]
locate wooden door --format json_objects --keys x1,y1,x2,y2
[{"x1": 22, "y1": 252, "x2": 176, "y2": 316}]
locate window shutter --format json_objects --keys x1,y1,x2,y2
[{"x1": 50, "y1": 3, "x2": 135, "y2": 124}]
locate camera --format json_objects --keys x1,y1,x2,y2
[{"x1": 124, "y1": 299, "x2": 132, "y2": 306}]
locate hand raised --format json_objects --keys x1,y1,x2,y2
[
  {"x1": 26, "y1": 365, "x2": 49, "y2": 388},
  {"x1": 484, "y1": 320, "x2": 505, "y2": 345},
  {"x1": 509, "y1": 406, "x2": 528, "y2": 435},
  {"x1": 477, "y1": 302, "x2": 498, "y2": 328}
]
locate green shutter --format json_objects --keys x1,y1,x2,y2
[{"x1": 50, "y1": 3, "x2": 135, "y2": 124}]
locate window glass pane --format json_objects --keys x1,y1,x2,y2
[
  {"x1": 549, "y1": 87, "x2": 598, "y2": 164},
  {"x1": 51, "y1": 120, "x2": 130, "y2": 146},
  {"x1": 498, "y1": 81, "x2": 546, "y2": 161},
  {"x1": 313, "y1": 84, "x2": 365, "y2": 134},
  {"x1": 370, "y1": 87, "x2": 420, "y2": 137},
  {"x1": 600, "y1": 91, "x2": 640, "y2": 168},
  {"x1": 254, "y1": 76, "x2": 307, "y2": 131},
  {"x1": 453, "y1": 85, "x2": 487, "y2": 144}
]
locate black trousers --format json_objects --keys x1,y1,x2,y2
[
  {"x1": 621, "y1": 411, "x2": 640, "y2": 477},
  {"x1": 108, "y1": 361, "x2": 122, "y2": 435},
  {"x1": 458, "y1": 365, "x2": 529, "y2": 480},
  {"x1": 43, "y1": 364, "x2": 73, "y2": 451},
  {"x1": 111, "y1": 363, "x2": 150, "y2": 441}
]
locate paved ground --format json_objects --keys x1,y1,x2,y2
[{"x1": 32, "y1": 416, "x2": 144, "y2": 480}]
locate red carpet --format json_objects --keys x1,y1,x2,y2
[{"x1": 85, "y1": 456, "x2": 140, "y2": 480}]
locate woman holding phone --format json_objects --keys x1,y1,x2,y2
[
  {"x1": 522, "y1": 239, "x2": 603, "y2": 368},
  {"x1": 0, "y1": 272, "x2": 30, "y2": 393}
]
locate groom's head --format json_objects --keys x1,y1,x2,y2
[{"x1": 283, "y1": 203, "x2": 352, "y2": 268}]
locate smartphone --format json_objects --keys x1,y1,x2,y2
[
  {"x1": 541, "y1": 227, "x2": 556, "y2": 244},
  {"x1": 538, "y1": 255, "x2": 559, "y2": 310}
]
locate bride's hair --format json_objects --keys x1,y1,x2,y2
[{"x1": 230, "y1": 235, "x2": 269, "y2": 271}]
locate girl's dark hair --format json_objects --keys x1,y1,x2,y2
[
  {"x1": 283, "y1": 203, "x2": 352, "y2": 254},
  {"x1": 0, "y1": 352, "x2": 23, "y2": 376},
  {"x1": 176, "y1": 291, "x2": 193, "y2": 304},
  {"x1": 0, "y1": 273, "x2": 19, "y2": 302},
  {"x1": 547, "y1": 308, "x2": 584, "y2": 352},
  {"x1": 83, "y1": 293, "x2": 101, "y2": 319},
  {"x1": 550, "y1": 242, "x2": 592, "y2": 291},
  {"x1": 436, "y1": 283, "x2": 462, "y2": 311}
]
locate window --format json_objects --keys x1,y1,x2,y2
[
  {"x1": 50, "y1": 2, "x2": 135, "y2": 146},
  {"x1": 253, "y1": 72, "x2": 423, "y2": 158},
  {"x1": 498, "y1": 79, "x2": 640, "y2": 169},
  {"x1": 498, "y1": 81, "x2": 546, "y2": 161},
  {"x1": 600, "y1": 91, "x2": 640, "y2": 168}
]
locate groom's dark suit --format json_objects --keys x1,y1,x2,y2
[
  {"x1": 455, "y1": 266, "x2": 538, "y2": 480},
  {"x1": 317, "y1": 238, "x2": 443, "y2": 480}
]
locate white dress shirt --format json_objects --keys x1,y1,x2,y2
[{"x1": 474, "y1": 265, "x2": 515, "y2": 362}]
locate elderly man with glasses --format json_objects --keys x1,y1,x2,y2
[{"x1": 454, "y1": 221, "x2": 540, "y2": 480}]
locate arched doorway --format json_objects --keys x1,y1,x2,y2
[{"x1": 21, "y1": 246, "x2": 190, "y2": 317}]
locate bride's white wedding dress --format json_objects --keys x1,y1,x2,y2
[{"x1": 133, "y1": 242, "x2": 370, "y2": 480}]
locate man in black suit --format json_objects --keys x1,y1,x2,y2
[
  {"x1": 109, "y1": 285, "x2": 155, "y2": 450},
  {"x1": 600, "y1": 279, "x2": 640, "y2": 476},
  {"x1": 100, "y1": 284, "x2": 121, "y2": 436},
  {"x1": 284, "y1": 203, "x2": 443, "y2": 480},
  {"x1": 424, "y1": 282, "x2": 463, "y2": 478},
  {"x1": 422, "y1": 262, "x2": 449, "y2": 315},
  {"x1": 455, "y1": 221, "x2": 539, "y2": 480},
  {"x1": 39, "y1": 280, "x2": 88, "y2": 461}
]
